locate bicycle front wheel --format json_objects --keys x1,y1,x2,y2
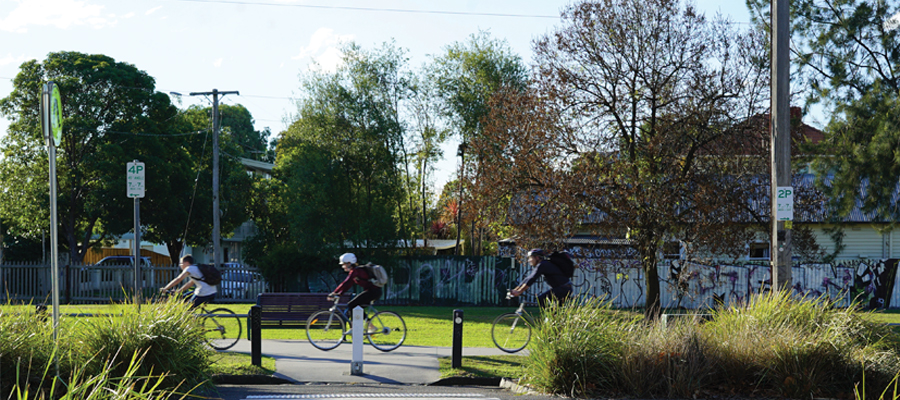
[
  {"x1": 203, "y1": 307, "x2": 241, "y2": 351},
  {"x1": 365, "y1": 311, "x2": 406, "y2": 352},
  {"x1": 491, "y1": 313, "x2": 531, "y2": 353},
  {"x1": 306, "y1": 310, "x2": 348, "y2": 351}
]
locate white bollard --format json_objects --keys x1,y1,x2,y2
[{"x1": 350, "y1": 305, "x2": 364, "y2": 375}]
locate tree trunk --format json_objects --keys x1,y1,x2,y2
[
  {"x1": 165, "y1": 241, "x2": 184, "y2": 266},
  {"x1": 643, "y1": 257, "x2": 661, "y2": 320}
]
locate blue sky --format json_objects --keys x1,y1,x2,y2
[{"x1": 0, "y1": 0, "x2": 751, "y2": 191}]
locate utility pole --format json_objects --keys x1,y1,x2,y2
[
  {"x1": 770, "y1": 0, "x2": 792, "y2": 291},
  {"x1": 190, "y1": 89, "x2": 239, "y2": 269}
]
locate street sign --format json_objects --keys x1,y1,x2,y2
[
  {"x1": 127, "y1": 161, "x2": 145, "y2": 198},
  {"x1": 49, "y1": 83, "x2": 62, "y2": 147},
  {"x1": 776, "y1": 186, "x2": 793, "y2": 221}
]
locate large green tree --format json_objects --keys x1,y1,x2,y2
[
  {"x1": 138, "y1": 104, "x2": 255, "y2": 265},
  {"x1": 471, "y1": 0, "x2": 772, "y2": 318},
  {"x1": 745, "y1": 0, "x2": 900, "y2": 224},
  {"x1": 0, "y1": 52, "x2": 185, "y2": 263},
  {"x1": 430, "y1": 31, "x2": 529, "y2": 255},
  {"x1": 247, "y1": 43, "x2": 410, "y2": 287}
]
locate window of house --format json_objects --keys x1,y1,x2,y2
[
  {"x1": 663, "y1": 241, "x2": 681, "y2": 260},
  {"x1": 748, "y1": 242, "x2": 770, "y2": 260}
]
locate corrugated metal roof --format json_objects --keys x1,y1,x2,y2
[{"x1": 506, "y1": 173, "x2": 900, "y2": 225}]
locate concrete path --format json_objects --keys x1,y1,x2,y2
[{"x1": 223, "y1": 339, "x2": 522, "y2": 385}]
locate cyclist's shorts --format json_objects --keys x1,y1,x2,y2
[{"x1": 191, "y1": 293, "x2": 216, "y2": 309}]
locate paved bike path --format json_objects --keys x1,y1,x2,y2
[{"x1": 223, "y1": 339, "x2": 520, "y2": 385}]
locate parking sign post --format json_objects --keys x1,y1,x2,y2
[{"x1": 127, "y1": 161, "x2": 145, "y2": 306}]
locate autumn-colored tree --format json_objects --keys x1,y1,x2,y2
[{"x1": 469, "y1": 0, "x2": 772, "y2": 318}]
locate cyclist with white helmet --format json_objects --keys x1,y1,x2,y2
[
  {"x1": 509, "y1": 249, "x2": 573, "y2": 307},
  {"x1": 328, "y1": 253, "x2": 382, "y2": 313}
]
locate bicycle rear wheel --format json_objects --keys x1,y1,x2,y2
[
  {"x1": 365, "y1": 311, "x2": 406, "y2": 352},
  {"x1": 306, "y1": 310, "x2": 348, "y2": 351},
  {"x1": 203, "y1": 307, "x2": 241, "y2": 351},
  {"x1": 491, "y1": 313, "x2": 531, "y2": 353}
]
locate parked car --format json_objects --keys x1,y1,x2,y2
[
  {"x1": 219, "y1": 266, "x2": 267, "y2": 299},
  {"x1": 94, "y1": 255, "x2": 152, "y2": 267},
  {"x1": 77, "y1": 256, "x2": 153, "y2": 292}
]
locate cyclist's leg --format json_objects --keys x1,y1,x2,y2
[
  {"x1": 191, "y1": 293, "x2": 215, "y2": 310},
  {"x1": 348, "y1": 288, "x2": 381, "y2": 317},
  {"x1": 537, "y1": 289, "x2": 552, "y2": 308}
]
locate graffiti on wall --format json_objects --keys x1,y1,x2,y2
[{"x1": 307, "y1": 253, "x2": 899, "y2": 308}]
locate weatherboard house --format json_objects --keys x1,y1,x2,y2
[{"x1": 499, "y1": 111, "x2": 900, "y2": 310}]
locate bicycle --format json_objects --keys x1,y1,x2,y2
[
  {"x1": 491, "y1": 291, "x2": 535, "y2": 353},
  {"x1": 305, "y1": 297, "x2": 406, "y2": 352},
  {"x1": 160, "y1": 290, "x2": 241, "y2": 351}
]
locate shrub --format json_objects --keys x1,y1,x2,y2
[
  {"x1": 74, "y1": 297, "x2": 213, "y2": 389},
  {"x1": 526, "y1": 291, "x2": 900, "y2": 399},
  {"x1": 10, "y1": 349, "x2": 192, "y2": 400},
  {"x1": 521, "y1": 296, "x2": 629, "y2": 396},
  {"x1": 0, "y1": 303, "x2": 57, "y2": 397}
]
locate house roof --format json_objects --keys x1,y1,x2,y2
[{"x1": 507, "y1": 173, "x2": 900, "y2": 226}]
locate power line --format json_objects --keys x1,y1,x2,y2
[{"x1": 163, "y1": 0, "x2": 560, "y2": 19}]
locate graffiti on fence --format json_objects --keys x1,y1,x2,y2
[{"x1": 6, "y1": 257, "x2": 898, "y2": 308}]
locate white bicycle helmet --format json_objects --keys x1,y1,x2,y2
[{"x1": 338, "y1": 253, "x2": 357, "y2": 264}]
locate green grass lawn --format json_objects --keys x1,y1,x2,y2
[{"x1": 6, "y1": 302, "x2": 900, "y2": 348}]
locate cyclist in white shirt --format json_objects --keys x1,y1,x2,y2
[{"x1": 160, "y1": 255, "x2": 217, "y2": 308}]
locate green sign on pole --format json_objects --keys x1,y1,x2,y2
[{"x1": 48, "y1": 82, "x2": 62, "y2": 147}]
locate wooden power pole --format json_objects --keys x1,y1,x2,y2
[
  {"x1": 771, "y1": 0, "x2": 792, "y2": 291},
  {"x1": 190, "y1": 89, "x2": 239, "y2": 269}
]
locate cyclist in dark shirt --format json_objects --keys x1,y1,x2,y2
[
  {"x1": 509, "y1": 249, "x2": 573, "y2": 307},
  {"x1": 328, "y1": 253, "x2": 381, "y2": 312}
]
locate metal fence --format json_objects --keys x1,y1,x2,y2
[{"x1": 0, "y1": 262, "x2": 266, "y2": 304}]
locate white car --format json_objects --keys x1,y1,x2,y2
[{"x1": 219, "y1": 267, "x2": 267, "y2": 300}]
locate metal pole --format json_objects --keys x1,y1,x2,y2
[
  {"x1": 189, "y1": 89, "x2": 238, "y2": 268},
  {"x1": 771, "y1": 0, "x2": 792, "y2": 291},
  {"x1": 134, "y1": 195, "x2": 141, "y2": 307},
  {"x1": 452, "y1": 309, "x2": 463, "y2": 368},
  {"x1": 42, "y1": 82, "x2": 60, "y2": 377}
]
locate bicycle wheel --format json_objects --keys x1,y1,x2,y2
[
  {"x1": 202, "y1": 307, "x2": 241, "y2": 351},
  {"x1": 365, "y1": 311, "x2": 406, "y2": 352},
  {"x1": 491, "y1": 313, "x2": 531, "y2": 353},
  {"x1": 306, "y1": 310, "x2": 348, "y2": 351}
]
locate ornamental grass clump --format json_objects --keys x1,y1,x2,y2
[
  {"x1": 11, "y1": 348, "x2": 194, "y2": 400},
  {"x1": 706, "y1": 290, "x2": 900, "y2": 399},
  {"x1": 0, "y1": 302, "x2": 58, "y2": 398},
  {"x1": 75, "y1": 296, "x2": 212, "y2": 389},
  {"x1": 617, "y1": 319, "x2": 716, "y2": 399},
  {"x1": 521, "y1": 296, "x2": 632, "y2": 397}
]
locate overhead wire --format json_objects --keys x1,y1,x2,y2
[{"x1": 162, "y1": 0, "x2": 560, "y2": 19}]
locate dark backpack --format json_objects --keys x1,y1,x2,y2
[
  {"x1": 196, "y1": 264, "x2": 222, "y2": 286},
  {"x1": 548, "y1": 251, "x2": 575, "y2": 278}
]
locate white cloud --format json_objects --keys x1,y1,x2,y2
[
  {"x1": 0, "y1": 0, "x2": 116, "y2": 33},
  {"x1": 0, "y1": 53, "x2": 29, "y2": 67},
  {"x1": 213, "y1": 58, "x2": 223, "y2": 68},
  {"x1": 292, "y1": 27, "x2": 354, "y2": 72},
  {"x1": 122, "y1": 12, "x2": 134, "y2": 19},
  {"x1": 885, "y1": 11, "x2": 900, "y2": 32},
  {"x1": 145, "y1": 6, "x2": 162, "y2": 15}
]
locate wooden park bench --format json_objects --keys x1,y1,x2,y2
[{"x1": 249, "y1": 292, "x2": 349, "y2": 366}]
